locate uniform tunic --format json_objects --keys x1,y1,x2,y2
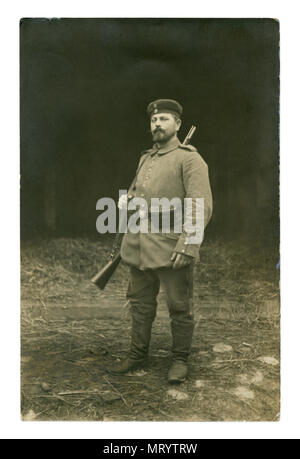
[{"x1": 120, "y1": 136, "x2": 213, "y2": 270}]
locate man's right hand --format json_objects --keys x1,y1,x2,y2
[{"x1": 118, "y1": 194, "x2": 128, "y2": 209}]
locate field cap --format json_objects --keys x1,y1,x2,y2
[{"x1": 147, "y1": 99, "x2": 183, "y2": 118}]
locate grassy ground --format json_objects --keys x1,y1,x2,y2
[{"x1": 21, "y1": 237, "x2": 280, "y2": 421}]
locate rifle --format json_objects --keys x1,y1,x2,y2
[{"x1": 91, "y1": 125, "x2": 196, "y2": 290}]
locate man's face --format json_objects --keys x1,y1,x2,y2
[{"x1": 150, "y1": 112, "x2": 181, "y2": 144}]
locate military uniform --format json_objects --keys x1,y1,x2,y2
[
  {"x1": 121, "y1": 136, "x2": 212, "y2": 268},
  {"x1": 113, "y1": 99, "x2": 212, "y2": 381}
]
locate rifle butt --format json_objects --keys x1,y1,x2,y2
[{"x1": 91, "y1": 253, "x2": 121, "y2": 290}]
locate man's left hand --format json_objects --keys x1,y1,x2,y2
[{"x1": 171, "y1": 252, "x2": 193, "y2": 269}]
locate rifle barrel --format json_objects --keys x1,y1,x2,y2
[{"x1": 184, "y1": 125, "x2": 196, "y2": 145}]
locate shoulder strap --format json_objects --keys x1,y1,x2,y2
[
  {"x1": 128, "y1": 151, "x2": 150, "y2": 198},
  {"x1": 179, "y1": 143, "x2": 198, "y2": 152}
]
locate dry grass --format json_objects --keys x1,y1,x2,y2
[{"x1": 21, "y1": 237, "x2": 280, "y2": 421}]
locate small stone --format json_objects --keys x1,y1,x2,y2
[
  {"x1": 251, "y1": 371, "x2": 264, "y2": 385},
  {"x1": 257, "y1": 356, "x2": 279, "y2": 366},
  {"x1": 23, "y1": 409, "x2": 37, "y2": 421},
  {"x1": 41, "y1": 382, "x2": 51, "y2": 392},
  {"x1": 167, "y1": 389, "x2": 189, "y2": 401},
  {"x1": 236, "y1": 371, "x2": 264, "y2": 386},
  {"x1": 213, "y1": 343, "x2": 233, "y2": 353},
  {"x1": 236, "y1": 374, "x2": 250, "y2": 386},
  {"x1": 233, "y1": 386, "x2": 255, "y2": 400},
  {"x1": 195, "y1": 380, "x2": 205, "y2": 388}
]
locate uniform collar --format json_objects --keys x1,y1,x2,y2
[{"x1": 151, "y1": 137, "x2": 180, "y2": 156}]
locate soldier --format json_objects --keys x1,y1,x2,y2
[{"x1": 109, "y1": 99, "x2": 213, "y2": 383}]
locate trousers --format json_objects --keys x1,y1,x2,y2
[{"x1": 126, "y1": 264, "x2": 194, "y2": 362}]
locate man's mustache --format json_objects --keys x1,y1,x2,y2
[{"x1": 150, "y1": 128, "x2": 165, "y2": 134}]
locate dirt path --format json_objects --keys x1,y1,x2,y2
[
  {"x1": 21, "y1": 238, "x2": 280, "y2": 421},
  {"x1": 21, "y1": 297, "x2": 280, "y2": 422}
]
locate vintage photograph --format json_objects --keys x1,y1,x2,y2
[{"x1": 20, "y1": 18, "x2": 280, "y2": 421}]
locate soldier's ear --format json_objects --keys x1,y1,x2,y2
[{"x1": 176, "y1": 118, "x2": 182, "y2": 131}]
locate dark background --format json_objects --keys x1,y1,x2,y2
[{"x1": 20, "y1": 18, "x2": 279, "y2": 244}]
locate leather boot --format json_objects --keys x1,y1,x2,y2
[
  {"x1": 107, "y1": 356, "x2": 147, "y2": 375},
  {"x1": 129, "y1": 315, "x2": 153, "y2": 360},
  {"x1": 168, "y1": 320, "x2": 194, "y2": 383},
  {"x1": 107, "y1": 315, "x2": 153, "y2": 375},
  {"x1": 168, "y1": 360, "x2": 188, "y2": 383}
]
